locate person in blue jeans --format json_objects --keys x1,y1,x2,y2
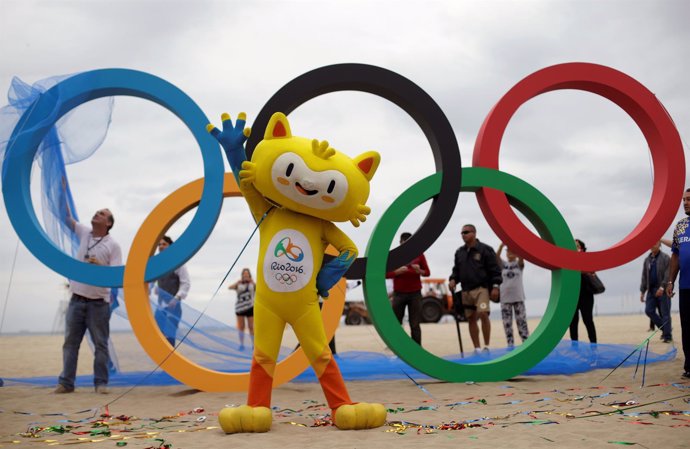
[
  {"x1": 55, "y1": 207, "x2": 122, "y2": 394},
  {"x1": 667, "y1": 188, "x2": 690, "y2": 380},
  {"x1": 153, "y1": 235, "x2": 191, "y2": 347},
  {"x1": 640, "y1": 241, "x2": 672, "y2": 343}
]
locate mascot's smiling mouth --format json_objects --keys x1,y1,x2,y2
[{"x1": 295, "y1": 182, "x2": 318, "y2": 196}]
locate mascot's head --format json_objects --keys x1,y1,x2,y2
[{"x1": 251, "y1": 112, "x2": 380, "y2": 226}]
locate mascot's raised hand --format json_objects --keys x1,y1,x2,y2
[
  {"x1": 206, "y1": 112, "x2": 251, "y2": 185},
  {"x1": 208, "y1": 112, "x2": 386, "y2": 433}
]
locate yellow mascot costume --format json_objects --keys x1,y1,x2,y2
[{"x1": 208, "y1": 112, "x2": 387, "y2": 433}]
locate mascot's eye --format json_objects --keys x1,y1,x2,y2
[
  {"x1": 286, "y1": 163, "x2": 294, "y2": 177},
  {"x1": 327, "y1": 180, "x2": 336, "y2": 194}
]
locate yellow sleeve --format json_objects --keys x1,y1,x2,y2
[
  {"x1": 322, "y1": 222, "x2": 358, "y2": 259},
  {"x1": 240, "y1": 183, "x2": 273, "y2": 224}
]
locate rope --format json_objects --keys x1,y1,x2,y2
[
  {"x1": 102, "y1": 206, "x2": 274, "y2": 409},
  {"x1": 0, "y1": 239, "x2": 20, "y2": 335}
]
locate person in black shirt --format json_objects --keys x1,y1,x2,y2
[
  {"x1": 569, "y1": 239, "x2": 598, "y2": 343},
  {"x1": 449, "y1": 224, "x2": 502, "y2": 354}
]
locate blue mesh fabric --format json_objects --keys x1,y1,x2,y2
[
  {"x1": 0, "y1": 74, "x2": 114, "y2": 256},
  {"x1": 4, "y1": 340, "x2": 676, "y2": 386}
]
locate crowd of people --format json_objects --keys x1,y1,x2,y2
[
  {"x1": 381, "y1": 192, "x2": 690, "y2": 382},
  {"x1": 52, "y1": 189, "x2": 690, "y2": 394}
]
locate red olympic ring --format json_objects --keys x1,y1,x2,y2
[{"x1": 473, "y1": 62, "x2": 685, "y2": 271}]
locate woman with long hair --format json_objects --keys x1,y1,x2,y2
[
  {"x1": 569, "y1": 239, "x2": 598, "y2": 343},
  {"x1": 228, "y1": 268, "x2": 255, "y2": 350}
]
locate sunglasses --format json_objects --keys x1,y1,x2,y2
[{"x1": 461, "y1": 230, "x2": 474, "y2": 235}]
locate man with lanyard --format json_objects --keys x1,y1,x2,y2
[
  {"x1": 55, "y1": 207, "x2": 122, "y2": 394},
  {"x1": 640, "y1": 241, "x2": 672, "y2": 343},
  {"x1": 667, "y1": 188, "x2": 690, "y2": 379}
]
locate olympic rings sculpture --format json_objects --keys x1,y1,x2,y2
[{"x1": 1, "y1": 62, "x2": 685, "y2": 389}]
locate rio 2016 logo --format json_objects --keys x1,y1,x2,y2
[
  {"x1": 265, "y1": 230, "x2": 311, "y2": 293},
  {"x1": 274, "y1": 236, "x2": 304, "y2": 262},
  {"x1": 1, "y1": 63, "x2": 684, "y2": 391}
]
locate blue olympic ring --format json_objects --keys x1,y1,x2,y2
[{"x1": 1, "y1": 69, "x2": 224, "y2": 287}]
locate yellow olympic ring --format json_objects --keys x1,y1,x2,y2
[{"x1": 122, "y1": 173, "x2": 345, "y2": 392}]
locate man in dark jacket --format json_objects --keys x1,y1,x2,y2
[
  {"x1": 449, "y1": 224, "x2": 502, "y2": 354},
  {"x1": 641, "y1": 242, "x2": 672, "y2": 342}
]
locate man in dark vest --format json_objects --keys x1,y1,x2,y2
[{"x1": 154, "y1": 235, "x2": 191, "y2": 347}]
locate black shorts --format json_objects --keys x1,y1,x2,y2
[{"x1": 236, "y1": 308, "x2": 254, "y2": 318}]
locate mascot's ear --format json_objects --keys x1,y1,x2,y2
[
  {"x1": 264, "y1": 112, "x2": 292, "y2": 140},
  {"x1": 353, "y1": 151, "x2": 381, "y2": 181}
]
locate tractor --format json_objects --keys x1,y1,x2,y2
[
  {"x1": 343, "y1": 278, "x2": 462, "y2": 325},
  {"x1": 420, "y1": 278, "x2": 460, "y2": 323}
]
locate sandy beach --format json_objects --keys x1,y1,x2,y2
[{"x1": 1, "y1": 312, "x2": 688, "y2": 448}]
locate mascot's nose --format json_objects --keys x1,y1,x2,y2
[{"x1": 300, "y1": 178, "x2": 317, "y2": 190}]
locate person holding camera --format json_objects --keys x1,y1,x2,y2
[{"x1": 496, "y1": 243, "x2": 529, "y2": 348}]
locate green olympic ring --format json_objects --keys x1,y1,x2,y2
[{"x1": 364, "y1": 167, "x2": 580, "y2": 382}]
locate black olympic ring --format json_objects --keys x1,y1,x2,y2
[{"x1": 247, "y1": 64, "x2": 462, "y2": 279}]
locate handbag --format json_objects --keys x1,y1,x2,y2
[{"x1": 589, "y1": 273, "x2": 605, "y2": 295}]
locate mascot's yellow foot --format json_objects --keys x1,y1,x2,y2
[
  {"x1": 333, "y1": 402, "x2": 387, "y2": 430},
  {"x1": 218, "y1": 405, "x2": 272, "y2": 433}
]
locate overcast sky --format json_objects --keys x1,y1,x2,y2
[{"x1": 1, "y1": 0, "x2": 689, "y2": 335}]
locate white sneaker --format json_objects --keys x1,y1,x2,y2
[
  {"x1": 474, "y1": 348, "x2": 482, "y2": 355},
  {"x1": 482, "y1": 347, "x2": 490, "y2": 353}
]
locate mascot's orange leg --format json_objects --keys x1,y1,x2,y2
[
  {"x1": 247, "y1": 301, "x2": 285, "y2": 408},
  {"x1": 292, "y1": 305, "x2": 387, "y2": 429},
  {"x1": 218, "y1": 302, "x2": 284, "y2": 433},
  {"x1": 292, "y1": 305, "x2": 351, "y2": 409}
]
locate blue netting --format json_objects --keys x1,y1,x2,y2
[
  {"x1": 0, "y1": 74, "x2": 293, "y2": 378},
  {"x1": 297, "y1": 340, "x2": 676, "y2": 381},
  {"x1": 3, "y1": 340, "x2": 676, "y2": 387},
  {"x1": 1, "y1": 74, "x2": 123, "y2": 370},
  {"x1": 0, "y1": 74, "x2": 114, "y2": 256},
  {"x1": 115, "y1": 286, "x2": 292, "y2": 367}
]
